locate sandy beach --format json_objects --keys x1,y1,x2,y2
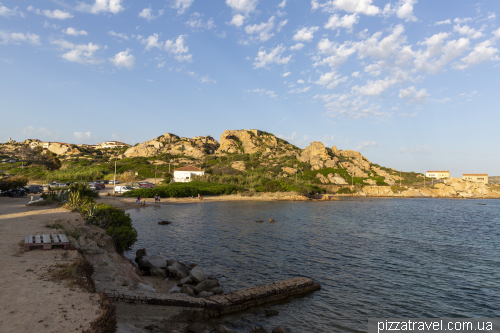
[{"x1": 0, "y1": 194, "x2": 101, "y2": 333}]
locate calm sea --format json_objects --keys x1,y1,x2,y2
[{"x1": 125, "y1": 198, "x2": 500, "y2": 333}]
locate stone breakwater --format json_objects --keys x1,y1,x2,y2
[{"x1": 107, "y1": 277, "x2": 320, "y2": 320}]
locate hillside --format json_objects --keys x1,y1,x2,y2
[
  {"x1": 489, "y1": 176, "x2": 500, "y2": 184},
  {"x1": 0, "y1": 129, "x2": 439, "y2": 195}
]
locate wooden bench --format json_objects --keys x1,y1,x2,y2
[{"x1": 24, "y1": 234, "x2": 70, "y2": 251}]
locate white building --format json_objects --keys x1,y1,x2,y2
[
  {"x1": 463, "y1": 174, "x2": 488, "y2": 184},
  {"x1": 172, "y1": 166, "x2": 205, "y2": 183},
  {"x1": 95, "y1": 141, "x2": 131, "y2": 149},
  {"x1": 426, "y1": 171, "x2": 450, "y2": 179}
]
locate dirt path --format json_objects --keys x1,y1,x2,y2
[{"x1": 0, "y1": 195, "x2": 100, "y2": 333}]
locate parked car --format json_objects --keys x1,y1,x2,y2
[
  {"x1": 25, "y1": 185, "x2": 43, "y2": 194},
  {"x1": 139, "y1": 183, "x2": 154, "y2": 188},
  {"x1": 89, "y1": 185, "x2": 101, "y2": 191},
  {"x1": 109, "y1": 180, "x2": 120, "y2": 184},
  {"x1": 115, "y1": 185, "x2": 132, "y2": 193},
  {"x1": 43, "y1": 184, "x2": 51, "y2": 191},
  {"x1": 94, "y1": 181, "x2": 105, "y2": 189},
  {"x1": 1, "y1": 188, "x2": 28, "y2": 197},
  {"x1": 103, "y1": 180, "x2": 109, "y2": 184}
]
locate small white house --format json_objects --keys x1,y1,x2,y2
[
  {"x1": 426, "y1": 171, "x2": 450, "y2": 179},
  {"x1": 173, "y1": 166, "x2": 205, "y2": 183}
]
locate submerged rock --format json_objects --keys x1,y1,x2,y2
[{"x1": 158, "y1": 221, "x2": 171, "y2": 225}]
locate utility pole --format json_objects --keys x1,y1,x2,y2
[{"x1": 113, "y1": 159, "x2": 116, "y2": 195}]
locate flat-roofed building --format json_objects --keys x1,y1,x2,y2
[
  {"x1": 172, "y1": 166, "x2": 205, "y2": 183},
  {"x1": 462, "y1": 174, "x2": 488, "y2": 184},
  {"x1": 96, "y1": 141, "x2": 131, "y2": 149},
  {"x1": 426, "y1": 171, "x2": 450, "y2": 179}
]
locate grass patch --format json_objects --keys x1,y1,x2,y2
[
  {"x1": 337, "y1": 188, "x2": 354, "y2": 194},
  {"x1": 48, "y1": 258, "x2": 95, "y2": 292},
  {"x1": 390, "y1": 186, "x2": 406, "y2": 193},
  {"x1": 65, "y1": 227, "x2": 82, "y2": 240},
  {"x1": 46, "y1": 222, "x2": 64, "y2": 229}
]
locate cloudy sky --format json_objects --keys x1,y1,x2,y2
[{"x1": 1, "y1": 0, "x2": 499, "y2": 175}]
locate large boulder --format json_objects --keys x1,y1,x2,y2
[
  {"x1": 231, "y1": 161, "x2": 246, "y2": 171},
  {"x1": 193, "y1": 278, "x2": 219, "y2": 294},
  {"x1": 167, "y1": 262, "x2": 190, "y2": 279},
  {"x1": 135, "y1": 248, "x2": 147, "y2": 262},
  {"x1": 138, "y1": 255, "x2": 167, "y2": 269},
  {"x1": 189, "y1": 266, "x2": 207, "y2": 284},
  {"x1": 297, "y1": 141, "x2": 330, "y2": 167}
]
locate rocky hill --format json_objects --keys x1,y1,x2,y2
[{"x1": 488, "y1": 176, "x2": 500, "y2": 184}]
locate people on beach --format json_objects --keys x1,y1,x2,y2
[
  {"x1": 136, "y1": 195, "x2": 141, "y2": 204},
  {"x1": 198, "y1": 193, "x2": 203, "y2": 201},
  {"x1": 157, "y1": 194, "x2": 161, "y2": 203},
  {"x1": 154, "y1": 194, "x2": 158, "y2": 203}
]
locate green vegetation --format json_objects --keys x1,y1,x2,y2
[
  {"x1": 0, "y1": 176, "x2": 28, "y2": 191},
  {"x1": 124, "y1": 181, "x2": 239, "y2": 198}
]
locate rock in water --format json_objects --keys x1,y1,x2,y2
[
  {"x1": 135, "y1": 248, "x2": 147, "y2": 262},
  {"x1": 180, "y1": 284, "x2": 196, "y2": 297},
  {"x1": 269, "y1": 219, "x2": 275, "y2": 223},
  {"x1": 158, "y1": 221, "x2": 171, "y2": 225},
  {"x1": 193, "y1": 279, "x2": 219, "y2": 294},
  {"x1": 189, "y1": 266, "x2": 207, "y2": 284},
  {"x1": 252, "y1": 327, "x2": 268, "y2": 333},
  {"x1": 138, "y1": 255, "x2": 167, "y2": 269},
  {"x1": 167, "y1": 262, "x2": 190, "y2": 279},
  {"x1": 265, "y1": 308, "x2": 279, "y2": 317},
  {"x1": 166, "y1": 258, "x2": 178, "y2": 266},
  {"x1": 255, "y1": 220, "x2": 264, "y2": 222},
  {"x1": 198, "y1": 291, "x2": 214, "y2": 297}
]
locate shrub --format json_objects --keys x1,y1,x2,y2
[
  {"x1": 0, "y1": 176, "x2": 28, "y2": 191},
  {"x1": 337, "y1": 188, "x2": 354, "y2": 194},
  {"x1": 124, "y1": 181, "x2": 239, "y2": 198}
]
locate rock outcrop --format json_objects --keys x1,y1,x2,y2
[{"x1": 217, "y1": 130, "x2": 299, "y2": 157}]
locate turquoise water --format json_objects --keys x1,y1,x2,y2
[{"x1": 125, "y1": 198, "x2": 500, "y2": 332}]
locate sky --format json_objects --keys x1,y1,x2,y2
[{"x1": 0, "y1": 0, "x2": 499, "y2": 176}]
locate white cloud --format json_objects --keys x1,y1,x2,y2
[
  {"x1": 0, "y1": 31, "x2": 41, "y2": 45},
  {"x1": 282, "y1": 71, "x2": 291, "y2": 77},
  {"x1": 399, "y1": 86, "x2": 429, "y2": 104},
  {"x1": 386, "y1": 0, "x2": 417, "y2": 22},
  {"x1": 487, "y1": 12, "x2": 496, "y2": 20},
  {"x1": 351, "y1": 77, "x2": 397, "y2": 96},
  {"x1": 434, "y1": 19, "x2": 451, "y2": 25},
  {"x1": 278, "y1": 0, "x2": 287, "y2": 8},
  {"x1": 76, "y1": 0, "x2": 124, "y2": 14},
  {"x1": 74, "y1": 132, "x2": 92, "y2": 140},
  {"x1": 63, "y1": 27, "x2": 87, "y2": 36},
  {"x1": 312, "y1": 0, "x2": 380, "y2": 16},
  {"x1": 277, "y1": 19, "x2": 288, "y2": 32},
  {"x1": 315, "y1": 71, "x2": 348, "y2": 89},
  {"x1": 494, "y1": 28, "x2": 500, "y2": 39},
  {"x1": 288, "y1": 86, "x2": 311, "y2": 93},
  {"x1": 108, "y1": 31, "x2": 128, "y2": 40},
  {"x1": 109, "y1": 49, "x2": 135, "y2": 69},
  {"x1": 324, "y1": 13, "x2": 359, "y2": 32},
  {"x1": 297, "y1": 79, "x2": 305, "y2": 84},
  {"x1": 398, "y1": 145, "x2": 435, "y2": 154},
  {"x1": 454, "y1": 17, "x2": 472, "y2": 24},
  {"x1": 314, "y1": 39, "x2": 357, "y2": 68},
  {"x1": 453, "y1": 40, "x2": 499, "y2": 70},
  {"x1": 319, "y1": 93, "x2": 390, "y2": 119},
  {"x1": 246, "y1": 88, "x2": 277, "y2": 99},
  {"x1": 142, "y1": 33, "x2": 162, "y2": 50},
  {"x1": 253, "y1": 44, "x2": 291, "y2": 68},
  {"x1": 43, "y1": 21, "x2": 59, "y2": 29},
  {"x1": 245, "y1": 16, "x2": 275, "y2": 42},
  {"x1": 138, "y1": 7, "x2": 164, "y2": 21},
  {"x1": 165, "y1": 35, "x2": 192, "y2": 62},
  {"x1": 293, "y1": 26, "x2": 319, "y2": 42},
  {"x1": 51, "y1": 39, "x2": 102, "y2": 64},
  {"x1": 414, "y1": 33, "x2": 470, "y2": 74},
  {"x1": 290, "y1": 43, "x2": 304, "y2": 50},
  {"x1": 23, "y1": 126, "x2": 59, "y2": 139},
  {"x1": 356, "y1": 141, "x2": 380, "y2": 150},
  {"x1": 28, "y1": 7, "x2": 74, "y2": 20},
  {"x1": 453, "y1": 24, "x2": 483, "y2": 39},
  {"x1": 171, "y1": 0, "x2": 194, "y2": 14},
  {"x1": 230, "y1": 14, "x2": 245, "y2": 27},
  {"x1": 0, "y1": 4, "x2": 24, "y2": 18},
  {"x1": 200, "y1": 75, "x2": 217, "y2": 84},
  {"x1": 226, "y1": 0, "x2": 258, "y2": 27},
  {"x1": 352, "y1": 71, "x2": 360, "y2": 77},
  {"x1": 186, "y1": 13, "x2": 215, "y2": 30}
]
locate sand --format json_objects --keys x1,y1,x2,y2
[{"x1": 0, "y1": 194, "x2": 100, "y2": 333}]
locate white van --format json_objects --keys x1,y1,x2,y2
[{"x1": 115, "y1": 186, "x2": 132, "y2": 193}]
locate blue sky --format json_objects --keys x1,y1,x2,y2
[{"x1": 1, "y1": 0, "x2": 499, "y2": 176}]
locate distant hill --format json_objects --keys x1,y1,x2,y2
[{"x1": 489, "y1": 176, "x2": 500, "y2": 184}]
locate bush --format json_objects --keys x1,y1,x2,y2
[
  {"x1": 124, "y1": 181, "x2": 239, "y2": 198},
  {"x1": 0, "y1": 176, "x2": 28, "y2": 191},
  {"x1": 337, "y1": 188, "x2": 354, "y2": 194},
  {"x1": 86, "y1": 204, "x2": 137, "y2": 252}
]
